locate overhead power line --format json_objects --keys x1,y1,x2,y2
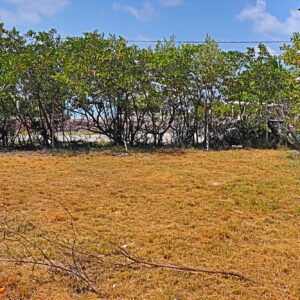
[{"x1": 127, "y1": 40, "x2": 291, "y2": 44}]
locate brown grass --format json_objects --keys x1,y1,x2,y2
[{"x1": 0, "y1": 150, "x2": 299, "y2": 299}]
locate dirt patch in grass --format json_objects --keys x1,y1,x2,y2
[{"x1": 0, "y1": 150, "x2": 299, "y2": 299}]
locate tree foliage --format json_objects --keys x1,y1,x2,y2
[{"x1": 0, "y1": 24, "x2": 299, "y2": 149}]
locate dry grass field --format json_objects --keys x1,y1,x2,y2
[{"x1": 0, "y1": 150, "x2": 299, "y2": 299}]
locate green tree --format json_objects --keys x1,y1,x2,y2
[
  {"x1": 3, "y1": 28, "x2": 68, "y2": 147},
  {"x1": 0, "y1": 24, "x2": 25, "y2": 147},
  {"x1": 281, "y1": 33, "x2": 300, "y2": 146},
  {"x1": 191, "y1": 37, "x2": 225, "y2": 150}
]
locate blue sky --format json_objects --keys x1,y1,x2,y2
[{"x1": 0, "y1": 0, "x2": 299, "y2": 52}]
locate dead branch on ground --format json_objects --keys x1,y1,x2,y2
[{"x1": 0, "y1": 208, "x2": 254, "y2": 298}]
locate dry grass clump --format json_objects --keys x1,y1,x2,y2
[{"x1": 0, "y1": 149, "x2": 299, "y2": 299}]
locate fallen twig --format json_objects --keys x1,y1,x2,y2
[
  {"x1": 114, "y1": 244, "x2": 253, "y2": 282},
  {"x1": 0, "y1": 257, "x2": 102, "y2": 296},
  {"x1": 0, "y1": 210, "x2": 254, "y2": 299}
]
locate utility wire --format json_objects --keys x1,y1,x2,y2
[
  {"x1": 127, "y1": 40, "x2": 291, "y2": 44},
  {"x1": 127, "y1": 39, "x2": 289, "y2": 57}
]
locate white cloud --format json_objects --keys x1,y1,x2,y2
[
  {"x1": 113, "y1": 2, "x2": 158, "y2": 22},
  {"x1": 133, "y1": 34, "x2": 153, "y2": 41},
  {"x1": 158, "y1": 0, "x2": 184, "y2": 7},
  {"x1": 0, "y1": 0, "x2": 69, "y2": 25},
  {"x1": 113, "y1": 0, "x2": 185, "y2": 22},
  {"x1": 237, "y1": 0, "x2": 300, "y2": 37}
]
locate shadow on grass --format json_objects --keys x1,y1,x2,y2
[
  {"x1": 1, "y1": 141, "x2": 294, "y2": 156},
  {"x1": 0, "y1": 141, "x2": 196, "y2": 156}
]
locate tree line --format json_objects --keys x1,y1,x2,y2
[{"x1": 0, "y1": 24, "x2": 299, "y2": 150}]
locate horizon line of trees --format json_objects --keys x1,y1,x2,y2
[{"x1": 0, "y1": 24, "x2": 299, "y2": 150}]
